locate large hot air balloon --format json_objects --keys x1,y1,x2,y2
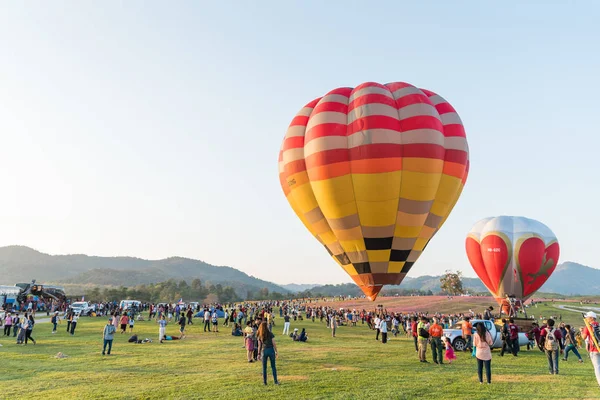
[
  {"x1": 465, "y1": 216, "x2": 560, "y2": 307},
  {"x1": 278, "y1": 81, "x2": 470, "y2": 300}
]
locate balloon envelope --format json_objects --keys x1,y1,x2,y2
[
  {"x1": 465, "y1": 216, "x2": 560, "y2": 304},
  {"x1": 278, "y1": 82, "x2": 470, "y2": 300}
]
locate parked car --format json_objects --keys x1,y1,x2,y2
[{"x1": 443, "y1": 319, "x2": 529, "y2": 351}]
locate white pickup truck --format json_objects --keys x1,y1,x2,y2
[
  {"x1": 443, "y1": 319, "x2": 529, "y2": 351},
  {"x1": 69, "y1": 301, "x2": 94, "y2": 316}
]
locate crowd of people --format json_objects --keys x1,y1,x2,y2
[{"x1": 1, "y1": 297, "x2": 599, "y2": 389}]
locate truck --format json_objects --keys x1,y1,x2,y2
[
  {"x1": 119, "y1": 300, "x2": 142, "y2": 311},
  {"x1": 443, "y1": 319, "x2": 530, "y2": 351},
  {"x1": 69, "y1": 301, "x2": 94, "y2": 316}
]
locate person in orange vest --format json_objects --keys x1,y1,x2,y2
[{"x1": 429, "y1": 317, "x2": 445, "y2": 364}]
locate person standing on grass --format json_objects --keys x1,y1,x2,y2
[
  {"x1": 51, "y1": 311, "x2": 60, "y2": 334},
  {"x1": 429, "y1": 317, "x2": 444, "y2": 365},
  {"x1": 187, "y1": 307, "x2": 194, "y2": 326},
  {"x1": 178, "y1": 312, "x2": 187, "y2": 339},
  {"x1": 119, "y1": 313, "x2": 128, "y2": 334},
  {"x1": 374, "y1": 315, "x2": 381, "y2": 341},
  {"x1": 244, "y1": 322, "x2": 256, "y2": 362},
  {"x1": 65, "y1": 310, "x2": 72, "y2": 333},
  {"x1": 257, "y1": 321, "x2": 279, "y2": 386},
  {"x1": 70, "y1": 313, "x2": 79, "y2": 336},
  {"x1": 158, "y1": 314, "x2": 167, "y2": 341},
  {"x1": 380, "y1": 315, "x2": 388, "y2": 344},
  {"x1": 211, "y1": 310, "x2": 219, "y2": 333},
  {"x1": 102, "y1": 318, "x2": 116, "y2": 355},
  {"x1": 582, "y1": 311, "x2": 600, "y2": 387},
  {"x1": 282, "y1": 313, "x2": 291, "y2": 336},
  {"x1": 25, "y1": 314, "x2": 36, "y2": 345},
  {"x1": 203, "y1": 309, "x2": 211, "y2": 332},
  {"x1": 508, "y1": 318, "x2": 520, "y2": 356},
  {"x1": 128, "y1": 314, "x2": 135, "y2": 333},
  {"x1": 499, "y1": 319, "x2": 512, "y2": 356},
  {"x1": 330, "y1": 314, "x2": 337, "y2": 338},
  {"x1": 3, "y1": 312, "x2": 12, "y2": 336},
  {"x1": 411, "y1": 316, "x2": 418, "y2": 352},
  {"x1": 541, "y1": 318, "x2": 563, "y2": 375},
  {"x1": 462, "y1": 317, "x2": 473, "y2": 352},
  {"x1": 473, "y1": 322, "x2": 493, "y2": 384},
  {"x1": 417, "y1": 316, "x2": 430, "y2": 363}
]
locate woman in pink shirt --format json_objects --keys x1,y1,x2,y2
[{"x1": 473, "y1": 322, "x2": 494, "y2": 384}]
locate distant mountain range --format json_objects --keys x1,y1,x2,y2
[
  {"x1": 0, "y1": 246, "x2": 289, "y2": 297},
  {"x1": 0, "y1": 246, "x2": 598, "y2": 297},
  {"x1": 280, "y1": 283, "x2": 320, "y2": 292}
]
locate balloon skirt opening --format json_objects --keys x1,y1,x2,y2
[{"x1": 360, "y1": 285, "x2": 383, "y2": 301}]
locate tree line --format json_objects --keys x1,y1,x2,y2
[{"x1": 81, "y1": 279, "x2": 256, "y2": 304}]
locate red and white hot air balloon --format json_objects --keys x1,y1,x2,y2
[{"x1": 465, "y1": 216, "x2": 560, "y2": 309}]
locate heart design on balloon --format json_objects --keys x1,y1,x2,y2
[
  {"x1": 517, "y1": 237, "x2": 560, "y2": 298},
  {"x1": 466, "y1": 233, "x2": 510, "y2": 296}
]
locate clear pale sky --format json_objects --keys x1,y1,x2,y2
[{"x1": 1, "y1": 2, "x2": 598, "y2": 285}]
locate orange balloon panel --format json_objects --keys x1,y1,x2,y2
[{"x1": 278, "y1": 82, "x2": 469, "y2": 300}]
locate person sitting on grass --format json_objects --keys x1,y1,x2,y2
[
  {"x1": 297, "y1": 328, "x2": 307, "y2": 342},
  {"x1": 231, "y1": 323, "x2": 242, "y2": 336}
]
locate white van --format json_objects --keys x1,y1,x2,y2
[{"x1": 119, "y1": 300, "x2": 142, "y2": 310}]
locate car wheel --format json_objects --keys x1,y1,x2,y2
[{"x1": 453, "y1": 337, "x2": 467, "y2": 351}]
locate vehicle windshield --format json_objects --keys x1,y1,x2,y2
[{"x1": 71, "y1": 303, "x2": 86, "y2": 307}]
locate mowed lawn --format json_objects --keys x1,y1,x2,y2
[{"x1": 1, "y1": 302, "x2": 599, "y2": 400}]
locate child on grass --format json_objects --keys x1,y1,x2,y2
[{"x1": 442, "y1": 336, "x2": 456, "y2": 364}]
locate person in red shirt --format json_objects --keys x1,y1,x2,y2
[
  {"x1": 528, "y1": 322, "x2": 541, "y2": 351},
  {"x1": 508, "y1": 318, "x2": 520, "y2": 356},
  {"x1": 582, "y1": 311, "x2": 600, "y2": 387},
  {"x1": 411, "y1": 316, "x2": 418, "y2": 352}
]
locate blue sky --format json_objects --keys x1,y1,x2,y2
[{"x1": 0, "y1": 2, "x2": 598, "y2": 285}]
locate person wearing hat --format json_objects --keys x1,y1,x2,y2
[{"x1": 582, "y1": 311, "x2": 600, "y2": 386}]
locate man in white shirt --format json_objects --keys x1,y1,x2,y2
[
  {"x1": 203, "y1": 309, "x2": 211, "y2": 332},
  {"x1": 380, "y1": 316, "x2": 388, "y2": 344},
  {"x1": 374, "y1": 316, "x2": 381, "y2": 340}
]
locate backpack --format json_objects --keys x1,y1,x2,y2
[
  {"x1": 545, "y1": 328, "x2": 558, "y2": 351},
  {"x1": 419, "y1": 326, "x2": 430, "y2": 338}
]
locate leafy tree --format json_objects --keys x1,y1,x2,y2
[{"x1": 440, "y1": 270, "x2": 465, "y2": 296}]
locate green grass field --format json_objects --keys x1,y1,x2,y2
[{"x1": 1, "y1": 301, "x2": 599, "y2": 400}]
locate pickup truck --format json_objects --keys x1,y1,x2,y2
[
  {"x1": 443, "y1": 319, "x2": 529, "y2": 351},
  {"x1": 69, "y1": 301, "x2": 94, "y2": 316}
]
